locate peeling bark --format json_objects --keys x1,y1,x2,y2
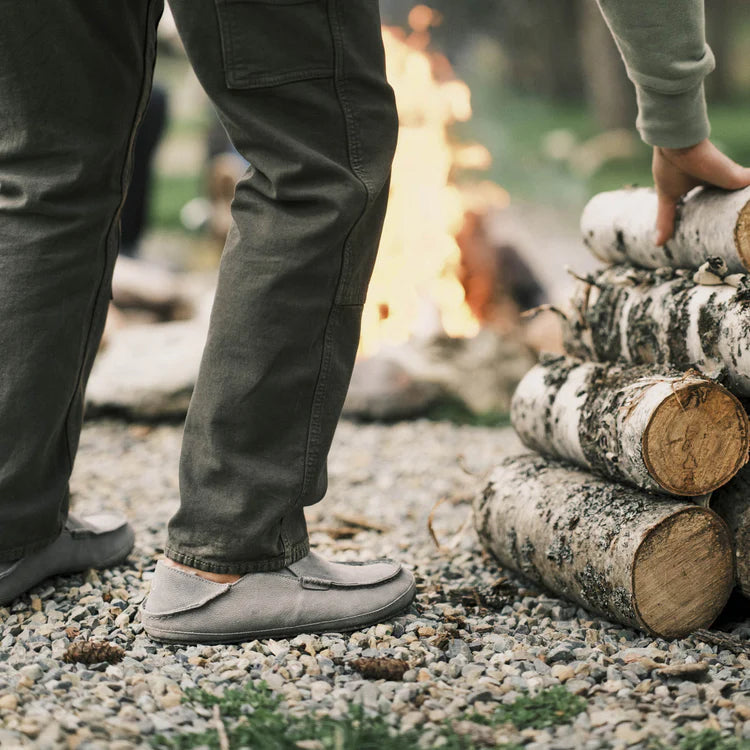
[
  {"x1": 581, "y1": 186, "x2": 750, "y2": 273},
  {"x1": 474, "y1": 454, "x2": 734, "y2": 637},
  {"x1": 512, "y1": 357, "x2": 749, "y2": 496},
  {"x1": 710, "y1": 466, "x2": 750, "y2": 600},
  {"x1": 564, "y1": 266, "x2": 750, "y2": 397}
]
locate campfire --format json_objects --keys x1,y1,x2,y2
[
  {"x1": 93, "y1": 6, "x2": 539, "y2": 422},
  {"x1": 360, "y1": 14, "x2": 482, "y2": 357},
  {"x1": 346, "y1": 8, "x2": 537, "y2": 420}
]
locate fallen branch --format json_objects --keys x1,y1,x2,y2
[
  {"x1": 332, "y1": 513, "x2": 391, "y2": 534},
  {"x1": 427, "y1": 494, "x2": 474, "y2": 554},
  {"x1": 213, "y1": 705, "x2": 229, "y2": 750}
]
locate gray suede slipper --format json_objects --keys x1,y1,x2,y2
[
  {"x1": 0, "y1": 513, "x2": 135, "y2": 606},
  {"x1": 140, "y1": 551, "x2": 416, "y2": 644}
]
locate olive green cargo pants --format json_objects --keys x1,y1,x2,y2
[{"x1": 0, "y1": 0, "x2": 396, "y2": 573}]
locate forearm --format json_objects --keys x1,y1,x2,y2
[{"x1": 596, "y1": 0, "x2": 714, "y2": 148}]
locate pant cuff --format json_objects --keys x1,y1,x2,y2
[{"x1": 163, "y1": 537, "x2": 310, "y2": 575}]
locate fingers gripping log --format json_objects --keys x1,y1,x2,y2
[
  {"x1": 511, "y1": 357, "x2": 749, "y2": 496},
  {"x1": 564, "y1": 267, "x2": 750, "y2": 396},
  {"x1": 710, "y1": 466, "x2": 750, "y2": 600},
  {"x1": 582, "y1": 186, "x2": 750, "y2": 273},
  {"x1": 474, "y1": 455, "x2": 735, "y2": 638}
]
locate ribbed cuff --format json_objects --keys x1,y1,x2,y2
[
  {"x1": 635, "y1": 82, "x2": 710, "y2": 149},
  {"x1": 164, "y1": 537, "x2": 310, "y2": 575}
]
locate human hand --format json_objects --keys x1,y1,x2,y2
[{"x1": 653, "y1": 139, "x2": 750, "y2": 245}]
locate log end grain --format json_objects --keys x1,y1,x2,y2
[
  {"x1": 642, "y1": 382, "x2": 749, "y2": 495},
  {"x1": 734, "y1": 199, "x2": 750, "y2": 272},
  {"x1": 632, "y1": 507, "x2": 734, "y2": 638}
]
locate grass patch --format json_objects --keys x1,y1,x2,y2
[
  {"x1": 469, "y1": 686, "x2": 586, "y2": 731},
  {"x1": 151, "y1": 173, "x2": 202, "y2": 231},
  {"x1": 150, "y1": 683, "x2": 580, "y2": 750},
  {"x1": 424, "y1": 395, "x2": 510, "y2": 428},
  {"x1": 458, "y1": 82, "x2": 750, "y2": 212},
  {"x1": 151, "y1": 682, "x2": 447, "y2": 750},
  {"x1": 648, "y1": 729, "x2": 750, "y2": 750}
]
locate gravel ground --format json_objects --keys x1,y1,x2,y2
[{"x1": 1, "y1": 418, "x2": 750, "y2": 749}]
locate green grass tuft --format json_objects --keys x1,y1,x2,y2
[
  {"x1": 151, "y1": 173, "x2": 202, "y2": 231},
  {"x1": 677, "y1": 729, "x2": 750, "y2": 750},
  {"x1": 469, "y1": 686, "x2": 586, "y2": 730},
  {"x1": 424, "y1": 395, "x2": 510, "y2": 427},
  {"x1": 181, "y1": 682, "x2": 281, "y2": 718},
  {"x1": 150, "y1": 682, "x2": 584, "y2": 750},
  {"x1": 151, "y1": 682, "x2": 426, "y2": 750},
  {"x1": 647, "y1": 728, "x2": 750, "y2": 750}
]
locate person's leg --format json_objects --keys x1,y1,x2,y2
[
  {"x1": 141, "y1": 0, "x2": 413, "y2": 641},
  {"x1": 0, "y1": 1, "x2": 162, "y2": 577},
  {"x1": 165, "y1": 0, "x2": 397, "y2": 574}
]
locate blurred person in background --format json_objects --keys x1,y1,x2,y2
[
  {"x1": 0, "y1": 0, "x2": 748, "y2": 644},
  {"x1": 120, "y1": 86, "x2": 169, "y2": 258}
]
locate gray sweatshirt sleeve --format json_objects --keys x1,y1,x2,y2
[{"x1": 595, "y1": 0, "x2": 714, "y2": 148}]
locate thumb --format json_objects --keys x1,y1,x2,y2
[{"x1": 654, "y1": 191, "x2": 677, "y2": 246}]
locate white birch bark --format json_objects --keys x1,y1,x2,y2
[
  {"x1": 474, "y1": 454, "x2": 734, "y2": 638},
  {"x1": 581, "y1": 186, "x2": 750, "y2": 273},
  {"x1": 564, "y1": 266, "x2": 750, "y2": 396},
  {"x1": 511, "y1": 357, "x2": 748, "y2": 496}
]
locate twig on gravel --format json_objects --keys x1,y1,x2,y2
[
  {"x1": 693, "y1": 629, "x2": 750, "y2": 655},
  {"x1": 332, "y1": 513, "x2": 391, "y2": 534},
  {"x1": 655, "y1": 662, "x2": 709, "y2": 681},
  {"x1": 427, "y1": 494, "x2": 474, "y2": 554},
  {"x1": 213, "y1": 704, "x2": 229, "y2": 750}
]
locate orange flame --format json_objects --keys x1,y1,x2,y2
[{"x1": 360, "y1": 18, "x2": 507, "y2": 357}]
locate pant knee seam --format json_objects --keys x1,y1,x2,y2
[{"x1": 291, "y1": 0, "x2": 371, "y2": 510}]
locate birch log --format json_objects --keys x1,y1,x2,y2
[
  {"x1": 581, "y1": 186, "x2": 750, "y2": 273},
  {"x1": 710, "y1": 466, "x2": 750, "y2": 599},
  {"x1": 474, "y1": 454, "x2": 734, "y2": 637},
  {"x1": 512, "y1": 357, "x2": 749, "y2": 496},
  {"x1": 564, "y1": 266, "x2": 750, "y2": 396}
]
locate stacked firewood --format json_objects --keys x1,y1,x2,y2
[{"x1": 474, "y1": 185, "x2": 750, "y2": 638}]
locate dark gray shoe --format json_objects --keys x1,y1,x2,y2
[
  {"x1": 140, "y1": 551, "x2": 416, "y2": 644},
  {"x1": 0, "y1": 513, "x2": 135, "y2": 606}
]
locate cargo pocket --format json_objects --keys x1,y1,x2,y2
[{"x1": 214, "y1": 0, "x2": 334, "y2": 90}]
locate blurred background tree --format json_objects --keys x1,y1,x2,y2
[
  {"x1": 379, "y1": 0, "x2": 750, "y2": 209},
  {"x1": 146, "y1": 0, "x2": 750, "y2": 245},
  {"x1": 381, "y1": 0, "x2": 750, "y2": 120}
]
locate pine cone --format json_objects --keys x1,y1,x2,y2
[
  {"x1": 62, "y1": 639, "x2": 125, "y2": 665},
  {"x1": 349, "y1": 657, "x2": 410, "y2": 681}
]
